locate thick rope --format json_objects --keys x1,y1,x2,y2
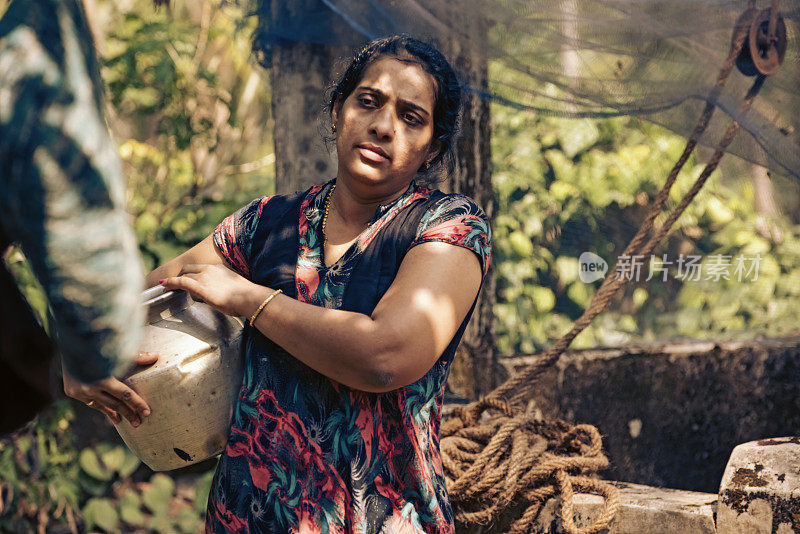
[
  {"x1": 443, "y1": 10, "x2": 771, "y2": 533},
  {"x1": 442, "y1": 399, "x2": 618, "y2": 534}
]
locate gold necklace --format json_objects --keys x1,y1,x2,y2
[{"x1": 321, "y1": 183, "x2": 335, "y2": 245}]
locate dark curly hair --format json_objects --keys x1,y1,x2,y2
[{"x1": 327, "y1": 35, "x2": 462, "y2": 181}]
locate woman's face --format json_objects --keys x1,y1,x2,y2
[{"x1": 332, "y1": 55, "x2": 440, "y2": 196}]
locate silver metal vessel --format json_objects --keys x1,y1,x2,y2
[{"x1": 115, "y1": 286, "x2": 244, "y2": 471}]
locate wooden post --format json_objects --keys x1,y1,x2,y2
[
  {"x1": 430, "y1": 4, "x2": 497, "y2": 400},
  {"x1": 268, "y1": 0, "x2": 351, "y2": 194}
]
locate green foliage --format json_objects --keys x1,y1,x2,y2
[
  {"x1": 83, "y1": 498, "x2": 119, "y2": 532},
  {"x1": 142, "y1": 473, "x2": 175, "y2": 517},
  {"x1": 118, "y1": 491, "x2": 146, "y2": 526},
  {"x1": 663, "y1": 221, "x2": 800, "y2": 339},
  {"x1": 78, "y1": 443, "x2": 141, "y2": 499},
  {"x1": 0, "y1": 402, "x2": 80, "y2": 532},
  {"x1": 493, "y1": 96, "x2": 668, "y2": 353},
  {"x1": 98, "y1": 0, "x2": 274, "y2": 270},
  {"x1": 0, "y1": 401, "x2": 217, "y2": 532},
  {"x1": 490, "y1": 79, "x2": 800, "y2": 354},
  {"x1": 120, "y1": 138, "x2": 258, "y2": 267}
]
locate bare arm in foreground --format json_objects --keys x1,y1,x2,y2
[{"x1": 160, "y1": 237, "x2": 482, "y2": 393}]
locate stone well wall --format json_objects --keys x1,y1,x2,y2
[{"x1": 500, "y1": 336, "x2": 800, "y2": 493}]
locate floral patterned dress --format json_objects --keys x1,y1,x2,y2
[{"x1": 206, "y1": 178, "x2": 491, "y2": 533}]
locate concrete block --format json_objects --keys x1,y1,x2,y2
[
  {"x1": 464, "y1": 482, "x2": 717, "y2": 533},
  {"x1": 717, "y1": 437, "x2": 800, "y2": 534}
]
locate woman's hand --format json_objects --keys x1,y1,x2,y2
[
  {"x1": 159, "y1": 263, "x2": 266, "y2": 318},
  {"x1": 63, "y1": 352, "x2": 158, "y2": 426}
]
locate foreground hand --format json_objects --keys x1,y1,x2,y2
[
  {"x1": 159, "y1": 263, "x2": 266, "y2": 317},
  {"x1": 63, "y1": 352, "x2": 158, "y2": 426}
]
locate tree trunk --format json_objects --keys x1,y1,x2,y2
[
  {"x1": 430, "y1": 5, "x2": 497, "y2": 400},
  {"x1": 268, "y1": 0, "x2": 351, "y2": 194}
]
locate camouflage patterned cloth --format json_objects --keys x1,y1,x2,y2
[{"x1": 0, "y1": 0, "x2": 143, "y2": 382}]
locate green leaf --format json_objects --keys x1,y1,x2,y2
[
  {"x1": 149, "y1": 515, "x2": 175, "y2": 532},
  {"x1": 83, "y1": 498, "x2": 120, "y2": 532},
  {"x1": 121, "y1": 86, "x2": 161, "y2": 108},
  {"x1": 523, "y1": 215, "x2": 543, "y2": 237},
  {"x1": 119, "y1": 491, "x2": 146, "y2": 526},
  {"x1": 567, "y1": 281, "x2": 593, "y2": 308},
  {"x1": 632, "y1": 288, "x2": 648, "y2": 309},
  {"x1": 48, "y1": 477, "x2": 80, "y2": 507},
  {"x1": 531, "y1": 286, "x2": 555, "y2": 313},
  {"x1": 143, "y1": 488, "x2": 169, "y2": 517},
  {"x1": 151, "y1": 473, "x2": 176, "y2": 497},
  {"x1": 544, "y1": 150, "x2": 574, "y2": 182},
  {"x1": 118, "y1": 450, "x2": 141, "y2": 479},
  {"x1": 175, "y1": 507, "x2": 202, "y2": 533},
  {"x1": 741, "y1": 237, "x2": 771, "y2": 256},
  {"x1": 777, "y1": 270, "x2": 800, "y2": 296},
  {"x1": 554, "y1": 257, "x2": 579, "y2": 285},
  {"x1": 618, "y1": 315, "x2": 638, "y2": 332},
  {"x1": 143, "y1": 473, "x2": 175, "y2": 517},
  {"x1": 508, "y1": 231, "x2": 534, "y2": 258},
  {"x1": 748, "y1": 278, "x2": 776, "y2": 306},
  {"x1": 549, "y1": 180, "x2": 579, "y2": 202},
  {"x1": 704, "y1": 197, "x2": 735, "y2": 225},
  {"x1": 758, "y1": 255, "x2": 781, "y2": 278},
  {"x1": 98, "y1": 444, "x2": 126, "y2": 473},
  {"x1": 79, "y1": 449, "x2": 112, "y2": 481},
  {"x1": 79, "y1": 472, "x2": 110, "y2": 497},
  {"x1": 15, "y1": 436, "x2": 31, "y2": 473},
  {"x1": 135, "y1": 212, "x2": 160, "y2": 237},
  {"x1": 119, "y1": 490, "x2": 141, "y2": 509},
  {"x1": 557, "y1": 118, "x2": 600, "y2": 158}
]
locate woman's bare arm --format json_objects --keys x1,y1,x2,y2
[
  {"x1": 255, "y1": 242, "x2": 482, "y2": 391},
  {"x1": 144, "y1": 234, "x2": 224, "y2": 288},
  {"x1": 161, "y1": 241, "x2": 483, "y2": 393}
]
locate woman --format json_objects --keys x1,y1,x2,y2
[{"x1": 68, "y1": 35, "x2": 491, "y2": 532}]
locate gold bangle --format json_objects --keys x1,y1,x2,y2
[{"x1": 249, "y1": 289, "x2": 282, "y2": 326}]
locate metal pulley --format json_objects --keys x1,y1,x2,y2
[{"x1": 734, "y1": 3, "x2": 787, "y2": 76}]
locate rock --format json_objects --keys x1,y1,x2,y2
[{"x1": 717, "y1": 437, "x2": 800, "y2": 533}]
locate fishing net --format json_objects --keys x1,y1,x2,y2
[{"x1": 249, "y1": 0, "x2": 799, "y2": 181}]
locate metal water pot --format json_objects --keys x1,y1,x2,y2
[{"x1": 115, "y1": 286, "x2": 244, "y2": 471}]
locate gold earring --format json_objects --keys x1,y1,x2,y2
[{"x1": 332, "y1": 124, "x2": 336, "y2": 134}]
